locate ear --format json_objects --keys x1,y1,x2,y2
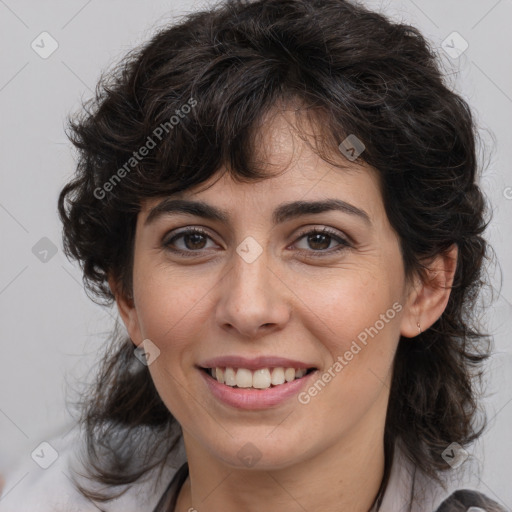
[
  {"x1": 108, "y1": 275, "x2": 143, "y2": 345},
  {"x1": 400, "y1": 244, "x2": 458, "y2": 338}
]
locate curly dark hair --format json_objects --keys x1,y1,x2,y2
[{"x1": 58, "y1": 0, "x2": 494, "y2": 509}]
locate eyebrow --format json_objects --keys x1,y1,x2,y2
[{"x1": 144, "y1": 198, "x2": 371, "y2": 227}]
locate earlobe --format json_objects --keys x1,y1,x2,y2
[
  {"x1": 108, "y1": 276, "x2": 142, "y2": 345},
  {"x1": 399, "y1": 245, "x2": 458, "y2": 338}
]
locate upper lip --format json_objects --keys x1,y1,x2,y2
[{"x1": 198, "y1": 356, "x2": 317, "y2": 370}]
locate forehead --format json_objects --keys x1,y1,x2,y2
[{"x1": 140, "y1": 106, "x2": 384, "y2": 222}]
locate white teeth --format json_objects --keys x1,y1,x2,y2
[
  {"x1": 284, "y1": 367, "x2": 296, "y2": 382},
  {"x1": 236, "y1": 368, "x2": 253, "y2": 388},
  {"x1": 295, "y1": 368, "x2": 307, "y2": 378},
  {"x1": 208, "y1": 366, "x2": 311, "y2": 389},
  {"x1": 253, "y1": 368, "x2": 271, "y2": 389},
  {"x1": 271, "y1": 367, "x2": 285, "y2": 385},
  {"x1": 224, "y1": 367, "x2": 237, "y2": 386},
  {"x1": 215, "y1": 367, "x2": 224, "y2": 384}
]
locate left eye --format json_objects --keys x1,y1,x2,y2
[{"x1": 293, "y1": 228, "x2": 350, "y2": 253}]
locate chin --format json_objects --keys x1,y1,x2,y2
[{"x1": 207, "y1": 433, "x2": 313, "y2": 471}]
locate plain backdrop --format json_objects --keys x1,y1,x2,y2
[{"x1": 1, "y1": 0, "x2": 511, "y2": 507}]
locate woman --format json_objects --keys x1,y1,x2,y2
[{"x1": 0, "y1": 0, "x2": 507, "y2": 510}]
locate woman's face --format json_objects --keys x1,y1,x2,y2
[{"x1": 117, "y1": 109, "x2": 418, "y2": 469}]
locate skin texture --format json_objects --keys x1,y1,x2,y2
[{"x1": 112, "y1": 108, "x2": 457, "y2": 512}]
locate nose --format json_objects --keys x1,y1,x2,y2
[{"x1": 214, "y1": 245, "x2": 292, "y2": 339}]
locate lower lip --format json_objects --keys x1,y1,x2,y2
[{"x1": 199, "y1": 368, "x2": 318, "y2": 410}]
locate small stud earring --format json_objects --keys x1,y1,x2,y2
[{"x1": 417, "y1": 322, "x2": 422, "y2": 335}]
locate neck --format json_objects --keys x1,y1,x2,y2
[{"x1": 175, "y1": 407, "x2": 387, "y2": 512}]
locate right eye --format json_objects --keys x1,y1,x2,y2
[{"x1": 162, "y1": 227, "x2": 219, "y2": 255}]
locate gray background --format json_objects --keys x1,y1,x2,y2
[{"x1": 0, "y1": 0, "x2": 511, "y2": 507}]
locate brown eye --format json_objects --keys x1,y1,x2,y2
[
  {"x1": 307, "y1": 232, "x2": 332, "y2": 251},
  {"x1": 163, "y1": 228, "x2": 217, "y2": 254},
  {"x1": 293, "y1": 227, "x2": 351, "y2": 256},
  {"x1": 182, "y1": 232, "x2": 207, "y2": 250}
]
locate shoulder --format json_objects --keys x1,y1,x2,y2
[
  {"x1": 378, "y1": 442, "x2": 509, "y2": 512},
  {"x1": 0, "y1": 424, "x2": 98, "y2": 512},
  {"x1": 434, "y1": 489, "x2": 509, "y2": 511},
  {"x1": 0, "y1": 423, "x2": 185, "y2": 512}
]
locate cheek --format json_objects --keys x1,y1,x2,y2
[
  {"x1": 299, "y1": 268, "x2": 399, "y2": 344},
  {"x1": 133, "y1": 267, "x2": 211, "y2": 420},
  {"x1": 292, "y1": 263, "x2": 403, "y2": 402},
  {"x1": 132, "y1": 262, "x2": 211, "y2": 350},
  {"x1": 294, "y1": 272, "x2": 402, "y2": 433}
]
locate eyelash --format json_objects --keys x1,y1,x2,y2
[{"x1": 162, "y1": 227, "x2": 351, "y2": 258}]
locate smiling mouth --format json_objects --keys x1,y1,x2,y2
[{"x1": 200, "y1": 366, "x2": 317, "y2": 390}]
